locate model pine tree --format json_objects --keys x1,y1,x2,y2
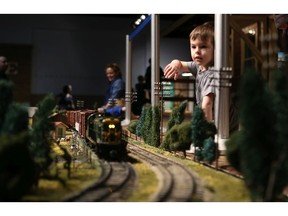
[
  {"x1": 265, "y1": 68, "x2": 288, "y2": 201},
  {"x1": 150, "y1": 105, "x2": 161, "y2": 147},
  {"x1": 226, "y1": 69, "x2": 276, "y2": 201},
  {"x1": 30, "y1": 94, "x2": 56, "y2": 177},
  {"x1": 167, "y1": 100, "x2": 188, "y2": 130},
  {"x1": 136, "y1": 106, "x2": 147, "y2": 137},
  {"x1": 140, "y1": 106, "x2": 152, "y2": 144},
  {"x1": 191, "y1": 105, "x2": 217, "y2": 161},
  {"x1": 0, "y1": 80, "x2": 36, "y2": 201}
]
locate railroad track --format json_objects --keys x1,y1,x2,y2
[
  {"x1": 63, "y1": 142, "x2": 136, "y2": 202},
  {"x1": 127, "y1": 142, "x2": 209, "y2": 202}
]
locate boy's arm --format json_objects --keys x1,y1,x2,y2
[
  {"x1": 202, "y1": 93, "x2": 214, "y2": 122},
  {"x1": 164, "y1": 60, "x2": 190, "y2": 80}
]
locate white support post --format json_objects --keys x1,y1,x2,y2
[
  {"x1": 122, "y1": 34, "x2": 132, "y2": 126},
  {"x1": 151, "y1": 14, "x2": 160, "y2": 107},
  {"x1": 214, "y1": 14, "x2": 230, "y2": 151}
]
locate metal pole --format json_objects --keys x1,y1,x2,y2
[
  {"x1": 123, "y1": 34, "x2": 132, "y2": 126},
  {"x1": 214, "y1": 14, "x2": 230, "y2": 151},
  {"x1": 151, "y1": 14, "x2": 160, "y2": 107}
]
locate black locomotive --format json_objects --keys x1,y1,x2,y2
[{"x1": 66, "y1": 110, "x2": 127, "y2": 161}]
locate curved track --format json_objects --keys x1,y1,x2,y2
[
  {"x1": 63, "y1": 160, "x2": 136, "y2": 202},
  {"x1": 127, "y1": 142, "x2": 208, "y2": 202}
]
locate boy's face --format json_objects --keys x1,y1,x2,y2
[{"x1": 190, "y1": 36, "x2": 213, "y2": 70}]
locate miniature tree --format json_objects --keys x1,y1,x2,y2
[
  {"x1": 167, "y1": 100, "x2": 188, "y2": 130},
  {"x1": 201, "y1": 137, "x2": 217, "y2": 164},
  {"x1": 0, "y1": 132, "x2": 36, "y2": 201},
  {"x1": 127, "y1": 119, "x2": 139, "y2": 134},
  {"x1": 265, "y1": 68, "x2": 288, "y2": 201},
  {"x1": 171, "y1": 122, "x2": 192, "y2": 156},
  {"x1": 1, "y1": 103, "x2": 29, "y2": 134},
  {"x1": 226, "y1": 69, "x2": 276, "y2": 201},
  {"x1": 30, "y1": 94, "x2": 56, "y2": 178},
  {"x1": 191, "y1": 106, "x2": 217, "y2": 161},
  {"x1": 150, "y1": 105, "x2": 161, "y2": 147},
  {"x1": 0, "y1": 80, "x2": 36, "y2": 201},
  {"x1": 135, "y1": 106, "x2": 147, "y2": 137},
  {"x1": 161, "y1": 124, "x2": 178, "y2": 151},
  {"x1": 140, "y1": 106, "x2": 152, "y2": 144},
  {"x1": 161, "y1": 122, "x2": 192, "y2": 156}
]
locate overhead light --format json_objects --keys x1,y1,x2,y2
[{"x1": 132, "y1": 14, "x2": 149, "y2": 29}]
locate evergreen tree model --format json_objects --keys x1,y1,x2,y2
[
  {"x1": 167, "y1": 100, "x2": 188, "y2": 130},
  {"x1": 30, "y1": 94, "x2": 56, "y2": 178},
  {"x1": 136, "y1": 106, "x2": 147, "y2": 137},
  {"x1": 191, "y1": 106, "x2": 217, "y2": 161},
  {"x1": 150, "y1": 105, "x2": 161, "y2": 147},
  {"x1": 265, "y1": 68, "x2": 288, "y2": 201},
  {"x1": 140, "y1": 106, "x2": 152, "y2": 144},
  {"x1": 0, "y1": 80, "x2": 36, "y2": 201},
  {"x1": 226, "y1": 69, "x2": 276, "y2": 201}
]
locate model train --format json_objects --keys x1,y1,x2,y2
[{"x1": 65, "y1": 109, "x2": 127, "y2": 160}]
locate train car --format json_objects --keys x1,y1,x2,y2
[{"x1": 86, "y1": 113, "x2": 127, "y2": 161}]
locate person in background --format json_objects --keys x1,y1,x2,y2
[
  {"x1": 132, "y1": 75, "x2": 147, "y2": 115},
  {"x1": 98, "y1": 63, "x2": 125, "y2": 117},
  {"x1": 164, "y1": 22, "x2": 215, "y2": 122},
  {"x1": 144, "y1": 58, "x2": 164, "y2": 103},
  {"x1": 58, "y1": 84, "x2": 75, "y2": 110},
  {"x1": 0, "y1": 55, "x2": 9, "y2": 80}
]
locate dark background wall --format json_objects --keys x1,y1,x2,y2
[{"x1": 0, "y1": 14, "x2": 190, "y2": 108}]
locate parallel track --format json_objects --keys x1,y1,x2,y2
[{"x1": 127, "y1": 142, "x2": 208, "y2": 202}]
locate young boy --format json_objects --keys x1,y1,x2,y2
[{"x1": 164, "y1": 22, "x2": 215, "y2": 122}]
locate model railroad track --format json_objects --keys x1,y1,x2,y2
[
  {"x1": 127, "y1": 142, "x2": 208, "y2": 202},
  {"x1": 63, "y1": 159, "x2": 136, "y2": 202}
]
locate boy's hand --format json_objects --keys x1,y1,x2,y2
[{"x1": 164, "y1": 64, "x2": 179, "y2": 80}]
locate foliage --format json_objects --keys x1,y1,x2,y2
[
  {"x1": 161, "y1": 124, "x2": 178, "y2": 151},
  {"x1": 135, "y1": 106, "x2": 147, "y2": 137},
  {"x1": 0, "y1": 80, "x2": 37, "y2": 201},
  {"x1": 201, "y1": 137, "x2": 217, "y2": 164},
  {"x1": 150, "y1": 105, "x2": 161, "y2": 147},
  {"x1": 167, "y1": 100, "x2": 188, "y2": 130},
  {"x1": 225, "y1": 131, "x2": 241, "y2": 171},
  {"x1": 30, "y1": 94, "x2": 56, "y2": 178},
  {"x1": 191, "y1": 106, "x2": 217, "y2": 162},
  {"x1": 141, "y1": 106, "x2": 152, "y2": 144},
  {"x1": 0, "y1": 132, "x2": 36, "y2": 201},
  {"x1": 161, "y1": 122, "x2": 191, "y2": 155},
  {"x1": 267, "y1": 68, "x2": 288, "y2": 201},
  {"x1": 239, "y1": 69, "x2": 276, "y2": 201},
  {"x1": 127, "y1": 119, "x2": 139, "y2": 134},
  {"x1": 1, "y1": 103, "x2": 29, "y2": 134},
  {"x1": 191, "y1": 106, "x2": 208, "y2": 148}
]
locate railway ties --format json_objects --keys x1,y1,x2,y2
[
  {"x1": 127, "y1": 142, "x2": 207, "y2": 202},
  {"x1": 63, "y1": 160, "x2": 136, "y2": 202}
]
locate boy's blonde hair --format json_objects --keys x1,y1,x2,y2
[{"x1": 189, "y1": 22, "x2": 214, "y2": 46}]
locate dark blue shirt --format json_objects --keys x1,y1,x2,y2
[{"x1": 105, "y1": 77, "x2": 125, "y2": 104}]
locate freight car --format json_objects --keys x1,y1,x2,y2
[{"x1": 66, "y1": 109, "x2": 127, "y2": 160}]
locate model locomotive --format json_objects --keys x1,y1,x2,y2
[{"x1": 66, "y1": 109, "x2": 127, "y2": 160}]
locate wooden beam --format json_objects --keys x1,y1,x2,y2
[{"x1": 230, "y1": 17, "x2": 264, "y2": 63}]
